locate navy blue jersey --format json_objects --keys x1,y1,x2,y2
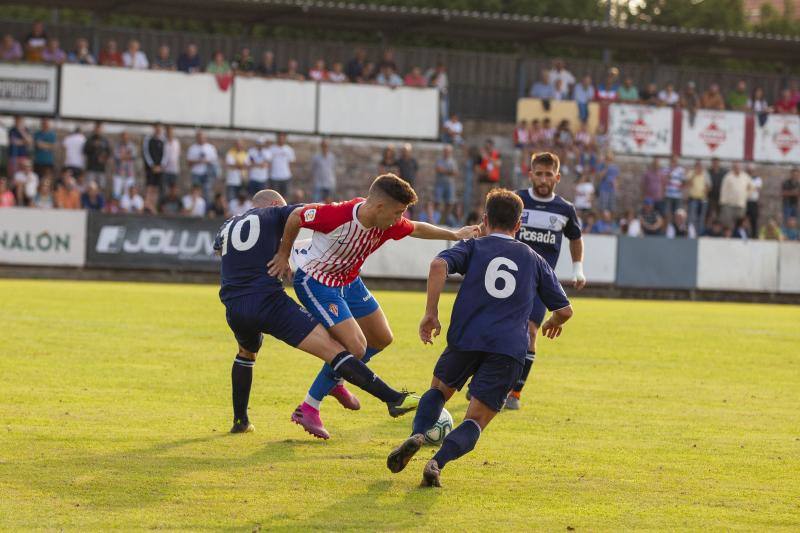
[
  {"x1": 215, "y1": 204, "x2": 299, "y2": 303},
  {"x1": 437, "y1": 234, "x2": 570, "y2": 363},
  {"x1": 515, "y1": 188, "x2": 582, "y2": 269}
]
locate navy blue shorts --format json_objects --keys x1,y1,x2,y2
[
  {"x1": 433, "y1": 348, "x2": 523, "y2": 412},
  {"x1": 529, "y1": 296, "x2": 546, "y2": 325},
  {"x1": 224, "y1": 291, "x2": 318, "y2": 353}
]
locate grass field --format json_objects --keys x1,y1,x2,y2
[{"x1": 1, "y1": 279, "x2": 798, "y2": 531}]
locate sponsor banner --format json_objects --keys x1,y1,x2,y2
[
  {"x1": 0, "y1": 63, "x2": 58, "y2": 114},
  {"x1": 0, "y1": 208, "x2": 86, "y2": 266},
  {"x1": 753, "y1": 113, "x2": 800, "y2": 164},
  {"x1": 86, "y1": 212, "x2": 222, "y2": 271},
  {"x1": 681, "y1": 109, "x2": 745, "y2": 160},
  {"x1": 609, "y1": 104, "x2": 673, "y2": 156}
]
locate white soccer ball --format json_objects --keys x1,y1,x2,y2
[{"x1": 423, "y1": 408, "x2": 454, "y2": 446}]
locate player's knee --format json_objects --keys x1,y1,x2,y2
[
  {"x1": 372, "y1": 330, "x2": 393, "y2": 350},
  {"x1": 346, "y1": 340, "x2": 367, "y2": 359},
  {"x1": 238, "y1": 347, "x2": 257, "y2": 360}
]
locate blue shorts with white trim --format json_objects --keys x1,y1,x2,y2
[{"x1": 293, "y1": 268, "x2": 380, "y2": 328}]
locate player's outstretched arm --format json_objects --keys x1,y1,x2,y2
[
  {"x1": 541, "y1": 306, "x2": 574, "y2": 339},
  {"x1": 410, "y1": 221, "x2": 480, "y2": 241},
  {"x1": 569, "y1": 237, "x2": 586, "y2": 290},
  {"x1": 267, "y1": 207, "x2": 303, "y2": 279},
  {"x1": 419, "y1": 258, "x2": 447, "y2": 345}
]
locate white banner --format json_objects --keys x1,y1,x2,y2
[
  {"x1": 318, "y1": 84, "x2": 439, "y2": 139},
  {"x1": 60, "y1": 65, "x2": 232, "y2": 127},
  {"x1": 778, "y1": 242, "x2": 800, "y2": 294},
  {"x1": 233, "y1": 78, "x2": 316, "y2": 133},
  {"x1": 753, "y1": 114, "x2": 800, "y2": 164},
  {"x1": 554, "y1": 234, "x2": 617, "y2": 284},
  {"x1": 696, "y1": 238, "x2": 779, "y2": 292},
  {"x1": 681, "y1": 110, "x2": 745, "y2": 160},
  {"x1": 0, "y1": 63, "x2": 58, "y2": 114},
  {"x1": 609, "y1": 104, "x2": 673, "y2": 156},
  {"x1": 0, "y1": 208, "x2": 87, "y2": 266}
]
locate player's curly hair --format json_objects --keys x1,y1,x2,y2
[
  {"x1": 530, "y1": 151, "x2": 561, "y2": 174},
  {"x1": 370, "y1": 173, "x2": 418, "y2": 206},
  {"x1": 485, "y1": 188, "x2": 523, "y2": 231}
]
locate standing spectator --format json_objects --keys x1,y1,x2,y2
[
  {"x1": 328, "y1": 62, "x2": 347, "y2": 83},
  {"x1": 83, "y1": 121, "x2": 111, "y2": 189},
  {"x1": 112, "y1": 131, "x2": 137, "y2": 199},
  {"x1": 513, "y1": 120, "x2": 529, "y2": 149},
  {"x1": 719, "y1": 162, "x2": 752, "y2": 230},
  {"x1": 681, "y1": 82, "x2": 701, "y2": 125},
  {"x1": 13, "y1": 159, "x2": 38, "y2": 206},
  {"x1": 727, "y1": 80, "x2": 748, "y2": 111},
  {"x1": 701, "y1": 83, "x2": 725, "y2": 110},
  {"x1": 163, "y1": 125, "x2": 181, "y2": 190},
  {"x1": 122, "y1": 40, "x2": 148, "y2": 69},
  {"x1": 641, "y1": 158, "x2": 666, "y2": 214},
  {"x1": 639, "y1": 82, "x2": 659, "y2": 105},
  {"x1": 596, "y1": 151, "x2": 619, "y2": 213},
  {"x1": 225, "y1": 139, "x2": 249, "y2": 200},
  {"x1": 429, "y1": 63, "x2": 449, "y2": 122},
  {"x1": 81, "y1": 181, "x2": 105, "y2": 211},
  {"x1": 34, "y1": 177, "x2": 54, "y2": 209},
  {"x1": 177, "y1": 44, "x2": 202, "y2": 73},
  {"x1": 548, "y1": 59, "x2": 575, "y2": 93},
  {"x1": 247, "y1": 136, "x2": 271, "y2": 197},
  {"x1": 442, "y1": 113, "x2": 464, "y2": 145},
  {"x1": 596, "y1": 68, "x2": 620, "y2": 102},
  {"x1": 308, "y1": 59, "x2": 328, "y2": 81},
  {"x1": 67, "y1": 37, "x2": 95, "y2": 65},
  {"x1": 182, "y1": 185, "x2": 207, "y2": 217},
  {"x1": 658, "y1": 83, "x2": 680, "y2": 106},
  {"x1": 376, "y1": 65, "x2": 403, "y2": 87},
  {"x1": 41, "y1": 38, "x2": 66, "y2": 65},
  {"x1": 707, "y1": 157, "x2": 727, "y2": 221},
  {"x1": 749, "y1": 87, "x2": 772, "y2": 126},
  {"x1": 477, "y1": 139, "x2": 501, "y2": 209},
  {"x1": 396, "y1": 143, "x2": 419, "y2": 190},
  {"x1": 573, "y1": 173, "x2": 595, "y2": 216},
  {"x1": 404, "y1": 66, "x2": 427, "y2": 87},
  {"x1": 0, "y1": 178, "x2": 15, "y2": 207},
  {"x1": 23, "y1": 21, "x2": 47, "y2": 62},
  {"x1": 228, "y1": 189, "x2": 253, "y2": 217},
  {"x1": 617, "y1": 77, "x2": 639, "y2": 102},
  {"x1": 142, "y1": 123, "x2": 167, "y2": 210},
  {"x1": 62, "y1": 127, "x2": 86, "y2": 180},
  {"x1": 232, "y1": 47, "x2": 256, "y2": 76},
  {"x1": 530, "y1": 70, "x2": 555, "y2": 99},
  {"x1": 186, "y1": 131, "x2": 218, "y2": 200},
  {"x1": 639, "y1": 200, "x2": 665, "y2": 236},
  {"x1": 434, "y1": 144, "x2": 459, "y2": 225},
  {"x1": 0, "y1": 34, "x2": 23, "y2": 61},
  {"x1": 119, "y1": 184, "x2": 144, "y2": 214},
  {"x1": 208, "y1": 193, "x2": 228, "y2": 219},
  {"x1": 573, "y1": 76, "x2": 595, "y2": 124},
  {"x1": 686, "y1": 159, "x2": 711, "y2": 235},
  {"x1": 257, "y1": 51, "x2": 277, "y2": 77},
  {"x1": 781, "y1": 168, "x2": 800, "y2": 221},
  {"x1": 98, "y1": 40, "x2": 123, "y2": 67},
  {"x1": 774, "y1": 89, "x2": 795, "y2": 114},
  {"x1": 308, "y1": 139, "x2": 335, "y2": 203},
  {"x1": 33, "y1": 117, "x2": 56, "y2": 179},
  {"x1": 378, "y1": 144, "x2": 398, "y2": 175},
  {"x1": 782, "y1": 216, "x2": 799, "y2": 241},
  {"x1": 158, "y1": 184, "x2": 182, "y2": 215},
  {"x1": 7, "y1": 115, "x2": 32, "y2": 178},
  {"x1": 206, "y1": 51, "x2": 232, "y2": 75},
  {"x1": 281, "y1": 59, "x2": 305, "y2": 81},
  {"x1": 666, "y1": 208, "x2": 695, "y2": 238},
  {"x1": 345, "y1": 48, "x2": 367, "y2": 82},
  {"x1": 746, "y1": 164, "x2": 762, "y2": 235},
  {"x1": 664, "y1": 155, "x2": 686, "y2": 215},
  {"x1": 151, "y1": 45, "x2": 175, "y2": 70},
  {"x1": 54, "y1": 175, "x2": 81, "y2": 209},
  {"x1": 267, "y1": 133, "x2": 295, "y2": 197}
]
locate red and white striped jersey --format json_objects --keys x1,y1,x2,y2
[{"x1": 293, "y1": 198, "x2": 414, "y2": 287}]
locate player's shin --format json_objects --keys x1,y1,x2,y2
[
  {"x1": 512, "y1": 351, "x2": 535, "y2": 396},
  {"x1": 231, "y1": 355, "x2": 255, "y2": 424},
  {"x1": 432, "y1": 419, "x2": 481, "y2": 469},
  {"x1": 411, "y1": 388, "x2": 446, "y2": 436},
  {"x1": 330, "y1": 351, "x2": 402, "y2": 404},
  {"x1": 307, "y1": 363, "x2": 339, "y2": 403}
]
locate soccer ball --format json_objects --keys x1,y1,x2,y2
[{"x1": 423, "y1": 408, "x2": 453, "y2": 446}]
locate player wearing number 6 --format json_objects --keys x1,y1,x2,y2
[{"x1": 386, "y1": 189, "x2": 573, "y2": 487}]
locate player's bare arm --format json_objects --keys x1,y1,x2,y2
[
  {"x1": 410, "y1": 221, "x2": 480, "y2": 241},
  {"x1": 267, "y1": 206, "x2": 303, "y2": 278},
  {"x1": 419, "y1": 257, "x2": 447, "y2": 344},
  {"x1": 541, "y1": 305, "x2": 574, "y2": 339},
  {"x1": 569, "y1": 237, "x2": 586, "y2": 290}
]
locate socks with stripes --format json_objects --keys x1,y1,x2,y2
[
  {"x1": 330, "y1": 351, "x2": 402, "y2": 404},
  {"x1": 412, "y1": 388, "x2": 446, "y2": 436},
  {"x1": 512, "y1": 351, "x2": 536, "y2": 394},
  {"x1": 308, "y1": 346, "x2": 385, "y2": 403},
  {"x1": 232, "y1": 355, "x2": 255, "y2": 423},
  {"x1": 432, "y1": 419, "x2": 482, "y2": 470}
]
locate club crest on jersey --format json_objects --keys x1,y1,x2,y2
[
  {"x1": 328, "y1": 303, "x2": 339, "y2": 317},
  {"x1": 521, "y1": 211, "x2": 530, "y2": 224},
  {"x1": 549, "y1": 215, "x2": 558, "y2": 229},
  {"x1": 304, "y1": 209, "x2": 317, "y2": 222}
]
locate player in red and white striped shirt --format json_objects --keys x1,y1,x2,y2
[{"x1": 269, "y1": 174, "x2": 479, "y2": 439}]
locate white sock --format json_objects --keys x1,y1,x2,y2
[{"x1": 304, "y1": 394, "x2": 322, "y2": 410}]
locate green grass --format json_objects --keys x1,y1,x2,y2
[{"x1": 0, "y1": 279, "x2": 799, "y2": 531}]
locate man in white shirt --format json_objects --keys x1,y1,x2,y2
[
  {"x1": 228, "y1": 189, "x2": 253, "y2": 216},
  {"x1": 182, "y1": 185, "x2": 207, "y2": 217},
  {"x1": 247, "y1": 136, "x2": 271, "y2": 197},
  {"x1": 120, "y1": 184, "x2": 144, "y2": 213},
  {"x1": 122, "y1": 39, "x2": 148, "y2": 69},
  {"x1": 164, "y1": 125, "x2": 181, "y2": 189},
  {"x1": 186, "y1": 131, "x2": 218, "y2": 200},
  {"x1": 548, "y1": 58, "x2": 576, "y2": 94},
  {"x1": 442, "y1": 113, "x2": 463, "y2": 145},
  {"x1": 62, "y1": 127, "x2": 86, "y2": 179},
  {"x1": 267, "y1": 132, "x2": 295, "y2": 197},
  {"x1": 719, "y1": 161, "x2": 753, "y2": 230}
]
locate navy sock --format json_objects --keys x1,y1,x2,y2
[
  {"x1": 330, "y1": 351, "x2": 402, "y2": 404},
  {"x1": 411, "y1": 388, "x2": 446, "y2": 436},
  {"x1": 231, "y1": 355, "x2": 255, "y2": 423},
  {"x1": 432, "y1": 419, "x2": 481, "y2": 469},
  {"x1": 513, "y1": 351, "x2": 535, "y2": 393},
  {"x1": 362, "y1": 346, "x2": 381, "y2": 364}
]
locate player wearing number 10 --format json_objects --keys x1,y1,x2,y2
[{"x1": 387, "y1": 189, "x2": 574, "y2": 487}]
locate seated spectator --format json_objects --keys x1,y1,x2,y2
[
  {"x1": 727, "y1": 80, "x2": 748, "y2": 111},
  {"x1": 640, "y1": 200, "x2": 665, "y2": 236},
  {"x1": 442, "y1": 113, "x2": 464, "y2": 145},
  {"x1": 404, "y1": 66, "x2": 427, "y2": 87},
  {"x1": 513, "y1": 120, "x2": 529, "y2": 149},
  {"x1": 555, "y1": 120, "x2": 574, "y2": 150},
  {"x1": 540, "y1": 118, "x2": 556, "y2": 147},
  {"x1": 328, "y1": 62, "x2": 347, "y2": 83},
  {"x1": 13, "y1": 159, "x2": 39, "y2": 206},
  {"x1": 54, "y1": 175, "x2": 81, "y2": 209},
  {"x1": 596, "y1": 68, "x2": 620, "y2": 102},
  {"x1": 592, "y1": 210, "x2": 619, "y2": 235},
  {"x1": 760, "y1": 218, "x2": 784, "y2": 241},
  {"x1": 666, "y1": 208, "x2": 696, "y2": 238},
  {"x1": 620, "y1": 209, "x2": 641, "y2": 237},
  {"x1": 308, "y1": 59, "x2": 328, "y2": 81},
  {"x1": 158, "y1": 184, "x2": 183, "y2": 215},
  {"x1": 232, "y1": 47, "x2": 255, "y2": 75},
  {"x1": 182, "y1": 185, "x2": 207, "y2": 217},
  {"x1": 208, "y1": 193, "x2": 228, "y2": 218},
  {"x1": 361, "y1": 62, "x2": 377, "y2": 83},
  {"x1": 775, "y1": 89, "x2": 795, "y2": 114},
  {"x1": 151, "y1": 45, "x2": 175, "y2": 70},
  {"x1": 582, "y1": 212, "x2": 597, "y2": 233},
  {"x1": 553, "y1": 78, "x2": 569, "y2": 100},
  {"x1": 573, "y1": 76, "x2": 595, "y2": 123},
  {"x1": 639, "y1": 82, "x2": 659, "y2": 105},
  {"x1": 749, "y1": 87, "x2": 771, "y2": 126},
  {"x1": 574, "y1": 122, "x2": 592, "y2": 150},
  {"x1": 228, "y1": 189, "x2": 253, "y2": 217},
  {"x1": 617, "y1": 77, "x2": 639, "y2": 102},
  {"x1": 378, "y1": 48, "x2": 397, "y2": 71},
  {"x1": 378, "y1": 144, "x2": 398, "y2": 175},
  {"x1": 1, "y1": 177, "x2": 16, "y2": 207},
  {"x1": 257, "y1": 50, "x2": 277, "y2": 77},
  {"x1": 281, "y1": 59, "x2": 305, "y2": 81},
  {"x1": 1, "y1": 34, "x2": 23, "y2": 61},
  {"x1": 67, "y1": 37, "x2": 96, "y2": 65},
  {"x1": 122, "y1": 40, "x2": 148, "y2": 69},
  {"x1": 782, "y1": 216, "x2": 799, "y2": 241},
  {"x1": 658, "y1": 83, "x2": 680, "y2": 106},
  {"x1": 734, "y1": 217, "x2": 752, "y2": 240},
  {"x1": 23, "y1": 21, "x2": 47, "y2": 62},
  {"x1": 703, "y1": 219, "x2": 726, "y2": 238},
  {"x1": 80, "y1": 181, "x2": 105, "y2": 211},
  {"x1": 177, "y1": 44, "x2": 202, "y2": 73},
  {"x1": 119, "y1": 184, "x2": 144, "y2": 213},
  {"x1": 41, "y1": 38, "x2": 66, "y2": 65},
  {"x1": 99, "y1": 40, "x2": 123, "y2": 67},
  {"x1": 376, "y1": 65, "x2": 403, "y2": 88},
  {"x1": 34, "y1": 177, "x2": 54, "y2": 209},
  {"x1": 701, "y1": 83, "x2": 725, "y2": 110},
  {"x1": 417, "y1": 201, "x2": 442, "y2": 225},
  {"x1": 206, "y1": 51, "x2": 231, "y2": 75},
  {"x1": 530, "y1": 70, "x2": 555, "y2": 99},
  {"x1": 345, "y1": 48, "x2": 367, "y2": 82}
]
